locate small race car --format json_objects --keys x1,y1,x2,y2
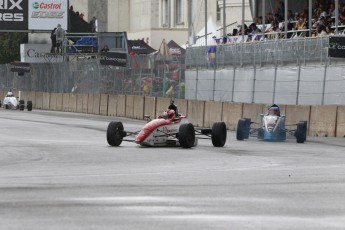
[
  {"x1": 2, "y1": 91, "x2": 33, "y2": 111},
  {"x1": 106, "y1": 109, "x2": 227, "y2": 148},
  {"x1": 236, "y1": 107, "x2": 307, "y2": 143}
]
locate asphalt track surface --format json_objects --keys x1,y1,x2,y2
[{"x1": 1, "y1": 109, "x2": 345, "y2": 230}]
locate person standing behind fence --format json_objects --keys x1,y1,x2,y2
[
  {"x1": 50, "y1": 27, "x2": 57, "y2": 53},
  {"x1": 54, "y1": 24, "x2": 65, "y2": 53},
  {"x1": 90, "y1": 16, "x2": 98, "y2": 32}
]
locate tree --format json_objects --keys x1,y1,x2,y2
[{"x1": 0, "y1": 33, "x2": 28, "y2": 64}]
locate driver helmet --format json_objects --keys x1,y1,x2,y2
[
  {"x1": 167, "y1": 109, "x2": 175, "y2": 119},
  {"x1": 268, "y1": 106, "x2": 279, "y2": 115},
  {"x1": 6, "y1": 91, "x2": 13, "y2": 97}
]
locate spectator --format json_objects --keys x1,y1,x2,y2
[
  {"x1": 101, "y1": 45, "x2": 109, "y2": 52},
  {"x1": 50, "y1": 27, "x2": 57, "y2": 53},
  {"x1": 54, "y1": 24, "x2": 65, "y2": 53},
  {"x1": 317, "y1": 24, "x2": 327, "y2": 36},
  {"x1": 325, "y1": 25, "x2": 334, "y2": 35},
  {"x1": 90, "y1": 16, "x2": 98, "y2": 32},
  {"x1": 80, "y1": 13, "x2": 84, "y2": 20}
]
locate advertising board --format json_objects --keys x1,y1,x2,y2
[
  {"x1": 20, "y1": 44, "x2": 63, "y2": 63},
  {"x1": 0, "y1": 0, "x2": 68, "y2": 31}
]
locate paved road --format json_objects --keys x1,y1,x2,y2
[{"x1": 0, "y1": 109, "x2": 345, "y2": 230}]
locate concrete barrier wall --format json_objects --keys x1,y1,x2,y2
[
  {"x1": 92, "y1": 94, "x2": 101, "y2": 115},
  {"x1": 125, "y1": 95, "x2": 134, "y2": 118},
  {"x1": 285, "y1": 105, "x2": 311, "y2": 134},
  {"x1": 222, "y1": 102, "x2": 243, "y2": 131},
  {"x1": 108, "y1": 94, "x2": 117, "y2": 116},
  {"x1": 144, "y1": 97, "x2": 156, "y2": 119},
  {"x1": 336, "y1": 106, "x2": 345, "y2": 138},
  {"x1": 76, "y1": 94, "x2": 83, "y2": 113},
  {"x1": 204, "y1": 101, "x2": 223, "y2": 128},
  {"x1": 35, "y1": 92, "x2": 44, "y2": 109},
  {"x1": 309, "y1": 105, "x2": 338, "y2": 137},
  {"x1": 68, "y1": 93, "x2": 77, "y2": 112},
  {"x1": 100, "y1": 94, "x2": 109, "y2": 116},
  {"x1": 242, "y1": 103, "x2": 265, "y2": 124},
  {"x1": 42, "y1": 92, "x2": 50, "y2": 110},
  {"x1": 133, "y1": 95, "x2": 144, "y2": 119},
  {"x1": 82, "y1": 94, "x2": 88, "y2": 113},
  {"x1": 87, "y1": 94, "x2": 94, "y2": 114},
  {"x1": 155, "y1": 97, "x2": 170, "y2": 118},
  {"x1": 13, "y1": 91, "x2": 345, "y2": 139},
  {"x1": 56, "y1": 93, "x2": 63, "y2": 111},
  {"x1": 175, "y1": 99, "x2": 188, "y2": 117},
  {"x1": 117, "y1": 95, "x2": 126, "y2": 117},
  {"x1": 187, "y1": 100, "x2": 205, "y2": 127},
  {"x1": 62, "y1": 93, "x2": 69, "y2": 112},
  {"x1": 49, "y1": 93, "x2": 58, "y2": 110}
]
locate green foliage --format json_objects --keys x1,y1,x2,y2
[{"x1": 0, "y1": 33, "x2": 28, "y2": 64}]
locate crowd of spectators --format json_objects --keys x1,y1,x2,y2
[{"x1": 218, "y1": 0, "x2": 345, "y2": 44}]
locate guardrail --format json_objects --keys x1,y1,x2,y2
[{"x1": 2, "y1": 90, "x2": 344, "y2": 138}]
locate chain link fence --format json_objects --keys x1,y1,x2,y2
[
  {"x1": 186, "y1": 36, "x2": 331, "y2": 69},
  {"x1": 0, "y1": 54, "x2": 186, "y2": 99}
]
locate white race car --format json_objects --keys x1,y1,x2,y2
[
  {"x1": 107, "y1": 109, "x2": 227, "y2": 148},
  {"x1": 2, "y1": 92, "x2": 33, "y2": 111}
]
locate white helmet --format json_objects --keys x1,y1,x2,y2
[{"x1": 6, "y1": 91, "x2": 13, "y2": 97}]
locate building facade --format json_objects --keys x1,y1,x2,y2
[{"x1": 69, "y1": 0, "x2": 253, "y2": 49}]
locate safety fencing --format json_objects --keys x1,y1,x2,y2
[
  {"x1": 0, "y1": 55, "x2": 186, "y2": 99},
  {"x1": 1, "y1": 90, "x2": 344, "y2": 138},
  {"x1": 186, "y1": 36, "x2": 330, "y2": 69}
]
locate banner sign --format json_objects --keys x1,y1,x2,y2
[
  {"x1": 28, "y1": 0, "x2": 68, "y2": 30},
  {"x1": 0, "y1": 0, "x2": 68, "y2": 31},
  {"x1": 0, "y1": 0, "x2": 29, "y2": 30},
  {"x1": 329, "y1": 36, "x2": 345, "y2": 58},
  {"x1": 100, "y1": 52, "x2": 127, "y2": 67},
  {"x1": 10, "y1": 62, "x2": 31, "y2": 72},
  {"x1": 20, "y1": 44, "x2": 63, "y2": 63}
]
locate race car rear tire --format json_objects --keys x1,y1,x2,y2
[
  {"x1": 178, "y1": 123, "x2": 195, "y2": 148},
  {"x1": 19, "y1": 100, "x2": 25, "y2": 111},
  {"x1": 244, "y1": 118, "x2": 251, "y2": 139},
  {"x1": 211, "y1": 122, "x2": 227, "y2": 147},
  {"x1": 236, "y1": 119, "x2": 246, "y2": 140},
  {"x1": 107, "y1": 121, "x2": 124, "y2": 146},
  {"x1": 296, "y1": 121, "x2": 307, "y2": 143},
  {"x1": 27, "y1": 101, "x2": 33, "y2": 111}
]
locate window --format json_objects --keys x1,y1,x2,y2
[
  {"x1": 176, "y1": 0, "x2": 183, "y2": 24},
  {"x1": 162, "y1": 0, "x2": 169, "y2": 27}
]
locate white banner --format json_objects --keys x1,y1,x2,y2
[
  {"x1": 28, "y1": 0, "x2": 68, "y2": 30},
  {"x1": 20, "y1": 44, "x2": 63, "y2": 63}
]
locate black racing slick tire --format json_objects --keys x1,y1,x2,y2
[
  {"x1": 211, "y1": 122, "x2": 227, "y2": 147},
  {"x1": 27, "y1": 101, "x2": 33, "y2": 111},
  {"x1": 296, "y1": 121, "x2": 307, "y2": 143},
  {"x1": 178, "y1": 123, "x2": 195, "y2": 148},
  {"x1": 244, "y1": 118, "x2": 251, "y2": 139},
  {"x1": 107, "y1": 121, "x2": 124, "y2": 146},
  {"x1": 19, "y1": 100, "x2": 25, "y2": 111},
  {"x1": 236, "y1": 119, "x2": 246, "y2": 140}
]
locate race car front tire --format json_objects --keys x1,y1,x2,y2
[
  {"x1": 27, "y1": 101, "x2": 33, "y2": 111},
  {"x1": 19, "y1": 100, "x2": 25, "y2": 111},
  {"x1": 296, "y1": 121, "x2": 307, "y2": 143},
  {"x1": 107, "y1": 121, "x2": 124, "y2": 146},
  {"x1": 178, "y1": 123, "x2": 195, "y2": 148},
  {"x1": 236, "y1": 119, "x2": 246, "y2": 140},
  {"x1": 211, "y1": 122, "x2": 227, "y2": 147}
]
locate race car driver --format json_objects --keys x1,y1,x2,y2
[
  {"x1": 168, "y1": 99, "x2": 179, "y2": 117},
  {"x1": 268, "y1": 104, "x2": 280, "y2": 116}
]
